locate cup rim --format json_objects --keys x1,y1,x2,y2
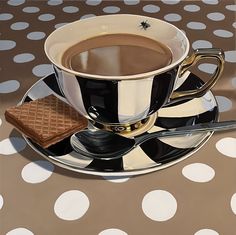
[{"x1": 44, "y1": 14, "x2": 190, "y2": 80}]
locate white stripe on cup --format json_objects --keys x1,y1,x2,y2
[
  {"x1": 59, "y1": 71, "x2": 88, "y2": 119},
  {"x1": 117, "y1": 77, "x2": 154, "y2": 123}
]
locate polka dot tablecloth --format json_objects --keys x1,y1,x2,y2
[{"x1": 0, "y1": 0, "x2": 236, "y2": 234}]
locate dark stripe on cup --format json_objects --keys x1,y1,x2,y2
[
  {"x1": 148, "y1": 68, "x2": 176, "y2": 114},
  {"x1": 76, "y1": 76, "x2": 120, "y2": 123}
]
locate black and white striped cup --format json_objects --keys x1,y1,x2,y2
[{"x1": 44, "y1": 14, "x2": 224, "y2": 129}]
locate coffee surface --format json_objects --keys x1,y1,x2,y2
[{"x1": 62, "y1": 34, "x2": 172, "y2": 76}]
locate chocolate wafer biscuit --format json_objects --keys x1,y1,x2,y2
[{"x1": 5, "y1": 95, "x2": 88, "y2": 148}]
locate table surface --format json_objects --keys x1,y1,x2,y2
[{"x1": 1, "y1": 0, "x2": 236, "y2": 234}]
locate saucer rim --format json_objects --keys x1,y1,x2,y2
[{"x1": 24, "y1": 133, "x2": 214, "y2": 176}]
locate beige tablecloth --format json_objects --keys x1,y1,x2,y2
[{"x1": 0, "y1": 1, "x2": 236, "y2": 234}]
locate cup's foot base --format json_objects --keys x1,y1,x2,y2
[
  {"x1": 91, "y1": 112, "x2": 157, "y2": 138},
  {"x1": 70, "y1": 113, "x2": 158, "y2": 160}
]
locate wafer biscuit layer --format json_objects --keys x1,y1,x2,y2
[{"x1": 5, "y1": 95, "x2": 88, "y2": 148}]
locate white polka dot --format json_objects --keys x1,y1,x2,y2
[
  {"x1": 225, "y1": 50, "x2": 236, "y2": 63},
  {"x1": 202, "y1": 0, "x2": 219, "y2": 5},
  {"x1": 7, "y1": 0, "x2": 25, "y2": 6},
  {"x1": 161, "y1": 0, "x2": 180, "y2": 4},
  {"x1": 38, "y1": 13, "x2": 55, "y2": 21},
  {"x1": 213, "y1": 29, "x2": 233, "y2": 38},
  {"x1": 54, "y1": 190, "x2": 89, "y2": 220},
  {"x1": 21, "y1": 160, "x2": 54, "y2": 184},
  {"x1": 187, "y1": 22, "x2": 206, "y2": 30},
  {"x1": 54, "y1": 22, "x2": 69, "y2": 29},
  {"x1": 23, "y1": 6, "x2": 40, "y2": 13},
  {"x1": 32, "y1": 64, "x2": 53, "y2": 77},
  {"x1": 216, "y1": 138, "x2": 236, "y2": 158},
  {"x1": 194, "y1": 229, "x2": 219, "y2": 235},
  {"x1": 63, "y1": 6, "x2": 79, "y2": 13},
  {"x1": 192, "y1": 40, "x2": 212, "y2": 50},
  {"x1": 0, "y1": 137, "x2": 26, "y2": 155},
  {"x1": 0, "y1": 194, "x2": 3, "y2": 210},
  {"x1": 103, "y1": 6, "x2": 121, "y2": 13},
  {"x1": 0, "y1": 40, "x2": 16, "y2": 51},
  {"x1": 198, "y1": 63, "x2": 217, "y2": 74},
  {"x1": 143, "y1": 4, "x2": 160, "y2": 13},
  {"x1": 226, "y1": 4, "x2": 236, "y2": 11},
  {"x1": 124, "y1": 0, "x2": 140, "y2": 5},
  {"x1": 232, "y1": 77, "x2": 236, "y2": 88},
  {"x1": 164, "y1": 13, "x2": 182, "y2": 22},
  {"x1": 182, "y1": 163, "x2": 215, "y2": 183},
  {"x1": 99, "y1": 229, "x2": 128, "y2": 235},
  {"x1": 47, "y1": 0, "x2": 63, "y2": 6},
  {"x1": 80, "y1": 14, "x2": 96, "y2": 20},
  {"x1": 230, "y1": 193, "x2": 236, "y2": 214},
  {"x1": 85, "y1": 0, "x2": 102, "y2": 6},
  {"x1": 233, "y1": 22, "x2": 236, "y2": 28},
  {"x1": 0, "y1": 80, "x2": 20, "y2": 93},
  {"x1": 102, "y1": 176, "x2": 130, "y2": 183},
  {"x1": 184, "y1": 4, "x2": 200, "y2": 12},
  {"x1": 6, "y1": 228, "x2": 34, "y2": 235},
  {"x1": 13, "y1": 53, "x2": 35, "y2": 63},
  {"x1": 215, "y1": 96, "x2": 233, "y2": 112},
  {"x1": 142, "y1": 190, "x2": 177, "y2": 221},
  {"x1": 207, "y1": 12, "x2": 225, "y2": 21},
  {"x1": 27, "y1": 32, "x2": 46, "y2": 40},
  {"x1": 0, "y1": 13, "x2": 13, "y2": 21},
  {"x1": 11, "y1": 22, "x2": 29, "y2": 30}
]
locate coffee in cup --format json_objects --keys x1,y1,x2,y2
[{"x1": 61, "y1": 34, "x2": 173, "y2": 76}]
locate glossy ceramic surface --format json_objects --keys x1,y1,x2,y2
[
  {"x1": 21, "y1": 72, "x2": 218, "y2": 176},
  {"x1": 45, "y1": 15, "x2": 223, "y2": 125}
]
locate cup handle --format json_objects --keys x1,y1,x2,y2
[{"x1": 169, "y1": 48, "x2": 225, "y2": 104}]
